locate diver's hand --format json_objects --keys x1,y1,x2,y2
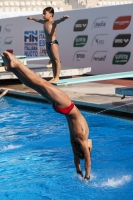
[
  {"x1": 84, "y1": 176, "x2": 90, "y2": 182},
  {"x1": 77, "y1": 170, "x2": 83, "y2": 177},
  {"x1": 63, "y1": 15, "x2": 70, "y2": 19},
  {"x1": 27, "y1": 16, "x2": 33, "y2": 20}
]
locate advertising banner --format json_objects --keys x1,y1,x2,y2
[
  {"x1": 0, "y1": 4, "x2": 133, "y2": 74},
  {"x1": 24, "y1": 30, "x2": 47, "y2": 57}
]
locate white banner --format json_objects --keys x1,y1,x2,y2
[{"x1": 0, "y1": 4, "x2": 133, "y2": 74}]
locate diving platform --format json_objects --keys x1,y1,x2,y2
[
  {"x1": 0, "y1": 64, "x2": 91, "y2": 80},
  {"x1": 1, "y1": 55, "x2": 133, "y2": 84},
  {"x1": 0, "y1": 55, "x2": 91, "y2": 80}
]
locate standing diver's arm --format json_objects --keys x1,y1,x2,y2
[
  {"x1": 27, "y1": 16, "x2": 44, "y2": 24},
  {"x1": 54, "y1": 15, "x2": 69, "y2": 24}
]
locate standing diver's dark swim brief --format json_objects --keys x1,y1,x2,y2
[
  {"x1": 46, "y1": 40, "x2": 59, "y2": 50},
  {"x1": 52, "y1": 101, "x2": 75, "y2": 115},
  {"x1": 71, "y1": 141, "x2": 91, "y2": 159}
]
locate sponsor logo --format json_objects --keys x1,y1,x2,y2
[
  {"x1": 24, "y1": 30, "x2": 38, "y2": 43},
  {"x1": 91, "y1": 51, "x2": 107, "y2": 62},
  {"x1": 74, "y1": 19, "x2": 88, "y2": 31},
  {"x1": 5, "y1": 27, "x2": 11, "y2": 33},
  {"x1": 24, "y1": 30, "x2": 38, "y2": 57},
  {"x1": 92, "y1": 17, "x2": 108, "y2": 29},
  {"x1": 24, "y1": 45, "x2": 38, "y2": 51},
  {"x1": 91, "y1": 34, "x2": 108, "y2": 46},
  {"x1": 4, "y1": 37, "x2": 12, "y2": 45},
  {"x1": 0, "y1": 26, "x2": 1, "y2": 32},
  {"x1": 73, "y1": 50, "x2": 87, "y2": 62},
  {"x1": 94, "y1": 21, "x2": 106, "y2": 28},
  {"x1": 38, "y1": 30, "x2": 47, "y2": 56},
  {"x1": 113, "y1": 16, "x2": 131, "y2": 30},
  {"x1": 95, "y1": 38, "x2": 104, "y2": 45},
  {"x1": 3, "y1": 24, "x2": 12, "y2": 33},
  {"x1": 73, "y1": 35, "x2": 88, "y2": 47},
  {"x1": 93, "y1": 55, "x2": 106, "y2": 61},
  {"x1": 112, "y1": 52, "x2": 131, "y2": 65},
  {"x1": 24, "y1": 30, "x2": 47, "y2": 57},
  {"x1": 39, "y1": 48, "x2": 47, "y2": 56},
  {"x1": 113, "y1": 34, "x2": 131, "y2": 47},
  {"x1": 39, "y1": 30, "x2": 46, "y2": 47}
]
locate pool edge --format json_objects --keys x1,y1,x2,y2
[{"x1": 1, "y1": 89, "x2": 133, "y2": 119}]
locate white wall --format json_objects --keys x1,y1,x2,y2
[{"x1": 0, "y1": 5, "x2": 133, "y2": 74}]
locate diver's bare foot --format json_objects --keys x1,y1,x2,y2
[
  {"x1": 1, "y1": 51, "x2": 22, "y2": 71},
  {"x1": 48, "y1": 78, "x2": 54, "y2": 82},
  {"x1": 49, "y1": 78, "x2": 59, "y2": 83}
]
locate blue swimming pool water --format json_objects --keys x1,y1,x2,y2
[{"x1": 0, "y1": 96, "x2": 133, "y2": 200}]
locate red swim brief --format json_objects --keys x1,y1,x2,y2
[{"x1": 52, "y1": 101, "x2": 75, "y2": 115}]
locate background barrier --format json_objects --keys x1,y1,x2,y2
[{"x1": 0, "y1": 4, "x2": 133, "y2": 74}]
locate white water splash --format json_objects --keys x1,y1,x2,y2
[
  {"x1": 101, "y1": 175, "x2": 131, "y2": 187},
  {"x1": 94, "y1": 175, "x2": 131, "y2": 188},
  {"x1": 2, "y1": 144, "x2": 22, "y2": 151}
]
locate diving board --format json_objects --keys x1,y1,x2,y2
[
  {"x1": 53, "y1": 71, "x2": 133, "y2": 85},
  {"x1": 26, "y1": 56, "x2": 49, "y2": 61},
  {"x1": 0, "y1": 55, "x2": 27, "y2": 69},
  {"x1": 0, "y1": 56, "x2": 49, "y2": 72},
  {"x1": 115, "y1": 86, "x2": 133, "y2": 97},
  {"x1": 0, "y1": 56, "x2": 49, "y2": 67},
  {"x1": 0, "y1": 55, "x2": 26, "y2": 64},
  {"x1": 0, "y1": 56, "x2": 49, "y2": 63},
  {"x1": 0, "y1": 55, "x2": 26, "y2": 61}
]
